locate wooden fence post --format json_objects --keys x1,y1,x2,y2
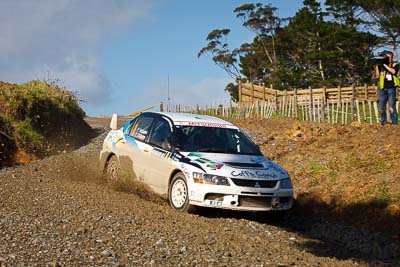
[
  {"x1": 262, "y1": 83, "x2": 266, "y2": 101},
  {"x1": 294, "y1": 89, "x2": 298, "y2": 118},
  {"x1": 251, "y1": 83, "x2": 254, "y2": 102},
  {"x1": 160, "y1": 101, "x2": 164, "y2": 112},
  {"x1": 309, "y1": 86, "x2": 314, "y2": 121},
  {"x1": 341, "y1": 101, "x2": 345, "y2": 124},
  {"x1": 238, "y1": 80, "x2": 242, "y2": 103},
  {"x1": 351, "y1": 84, "x2": 356, "y2": 122},
  {"x1": 322, "y1": 86, "x2": 327, "y2": 122},
  {"x1": 282, "y1": 89, "x2": 288, "y2": 116},
  {"x1": 326, "y1": 99, "x2": 330, "y2": 123},
  {"x1": 364, "y1": 83, "x2": 368, "y2": 100},
  {"x1": 368, "y1": 100, "x2": 372, "y2": 125},
  {"x1": 335, "y1": 100, "x2": 340, "y2": 124},
  {"x1": 362, "y1": 101, "x2": 366, "y2": 121},
  {"x1": 373, "y1": 101, "x2": 379, "y2": 124}
]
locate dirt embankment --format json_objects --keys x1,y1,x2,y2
[
  {"x1": 0, "y1": 81, "x2": 95, "y2": 167},
  {"x1": 233, "y1": 118, "x2": 400, "y2": 240},
  {"x1": 1, "y1": 119, "x2": 399, "y2": 266}
]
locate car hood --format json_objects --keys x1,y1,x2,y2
[{"x1": 179, "y1": 152, "x2": 289, "y2": 180}]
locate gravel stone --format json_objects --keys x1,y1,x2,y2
[{"x1": 0, "y1": 123, "x2": 399, "y2": 266}]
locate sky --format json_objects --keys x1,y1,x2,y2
[{"x1": 0, "y1": 0, "x2": 304, "y2": 116}]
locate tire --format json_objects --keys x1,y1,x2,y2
[
  {"x1": 168, "y1": 173, "x2": 195, "y2": 213},
  {"x1": 105, "y1": 155, "x2": 120, "y2": 183}
]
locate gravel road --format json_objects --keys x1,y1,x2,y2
[{"x1": 1, "y1": 123, "x2": 399, "y2": 266}]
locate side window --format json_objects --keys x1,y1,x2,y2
[
  {"x1": 148, "y1": 119, "x2": 172, "y2": 150},
  {"x1": 130, "y1": 116, "x2": 154, "y2": 141},
  {"x1": 124, "y1": 117, "x2": 138, "y2": 135}
]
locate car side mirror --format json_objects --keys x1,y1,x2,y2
[{"x1": 110, "y1": 113, "x2": 118, "y2": 130}]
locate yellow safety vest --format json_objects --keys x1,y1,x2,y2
[{"x1": 379, "y1": 64, "x2": 400, "y2": 89}]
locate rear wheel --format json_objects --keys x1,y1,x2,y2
[
  {"x1": 105, "y1": 155, "x2": 120, "y2": 183},
  {"x1": 169, "y1": 173, "x2": 195, "y2": 213}
]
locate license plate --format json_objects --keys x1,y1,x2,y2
[{"x1": 206, "y1": 200, "x2": 223, "y2": 206}]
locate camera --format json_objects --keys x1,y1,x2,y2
[{"x1": 373, "y1": 51, "x2": 390, "y2": 66}]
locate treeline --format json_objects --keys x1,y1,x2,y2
[{"x1": 198, "y1": 0, "x2": 400, "y2": 101}]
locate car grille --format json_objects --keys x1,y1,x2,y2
[
  {"x1": 224, "y1": 162, "x2": 264, "y2": 168},
  {"x1": 231, "y1": 178, "x2": 277, "y2": 188},
  {"x1": 239, "y1": 196, "x2": 272, "y2": 208}
]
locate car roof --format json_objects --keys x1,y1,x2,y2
[{"x1": 144, "y1": 112, "x2": 238, "y2": 129}]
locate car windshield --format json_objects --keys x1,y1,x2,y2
[{"x1": 173, "y1": 125, "x2": 261, "y2": 155}]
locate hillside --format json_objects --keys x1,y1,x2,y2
[
  {"x1": 233, "y1": 118, "x2": 400, "y2": 239},
  {"x1": 0, "y1": 80, "x2": 94, "y2": 168}
]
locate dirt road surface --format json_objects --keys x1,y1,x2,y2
[{"x1": 0, "y1": 118, "x2": 399, "y2": 266}]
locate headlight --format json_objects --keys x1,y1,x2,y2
[
  {"x1": 280, "y1": 178, "x2": 293, "y2": 189},
  {"x1": 193, "y1": 172, "x2": 230, "y2": 186}
]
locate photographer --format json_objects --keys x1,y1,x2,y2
[{"x1": 374, "y1": 50, "x2": 399, "y2": 126}]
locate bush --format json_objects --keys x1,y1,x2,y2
[{"x1": 0, "y1": 114, "x2": 17, "y2": 167}]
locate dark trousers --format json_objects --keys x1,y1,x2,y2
[{"x1": 379, "y1": 87, "x2": 398, "y2": 125}]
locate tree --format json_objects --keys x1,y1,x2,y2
[
  {"x1": 280, "y1": 0, "x2": 378, "y2": 87},
  {"x1": 198, "y1": 0, "x2": 383, "y2": 98},
  {"x1": 224, "y1": 82, "x2": 239, "y2": 102},
  {"x1": 325, "y1": 0, "x2": 365, "y2": 29},
  {"x1": 198, "y1": 29, "x2": 241, "y2": 80},
  {"x1": 356, "y1": 0, "x2": 400, "y2": 61},
  {"x1": 280, "y1": 0, "x2": 327, "y2": 87},
  {"x1": 234, "y1": 3, "x2": 281, "y2": 65}
]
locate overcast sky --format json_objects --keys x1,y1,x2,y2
[{"x1": 0, "y1": 0, "x2": 303, "y2": 116}]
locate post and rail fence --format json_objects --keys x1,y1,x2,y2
[{"x1": 167, "y1": 81, "x2": 399, "y2": 125}]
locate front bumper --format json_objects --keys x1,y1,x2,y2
[{"x1": 188, "y1": 182, "x2": 293, "y2": 211}]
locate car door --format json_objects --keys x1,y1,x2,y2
[
  {"x1": 145, "y1": 117, "x2": 176, "y2": 194},
  {"x1": 123, "y1": 114, "x2": 155, "y2": 183}
]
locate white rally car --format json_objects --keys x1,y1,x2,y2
[{"x1": 99, "y1": 112, "x2": 293, "y2": 212}]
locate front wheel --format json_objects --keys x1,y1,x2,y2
[
  {"x1": 169, "y1": 173, "x2": 195, "y2": 213},
  {"x1": 105, "y1": 155, "x2": 120, "y2": 183}
]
